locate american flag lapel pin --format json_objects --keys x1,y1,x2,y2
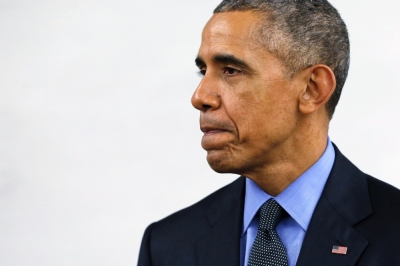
[{"x1": 332, "y1": 245, "x2": 348, "y2": 255}]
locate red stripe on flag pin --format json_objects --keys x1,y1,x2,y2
[{"x1": 332, "y1": 245, "x2": 348, "y2": 255}]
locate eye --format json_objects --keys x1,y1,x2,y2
[
  {"x1": 197, "y1": 69, "x2": 206, "y2": 77},
  {"x1": 223, "y1": 67, "x2": 242, "y2": 75}
]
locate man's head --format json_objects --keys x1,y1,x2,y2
[
  {"x1": 191, "y1": 0, "x2": 348, "y2": 192},
  {"x1": 214, "y1": 0, "x2": 350, "y2": 119}
]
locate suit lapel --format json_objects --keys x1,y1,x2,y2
[
  {"x1": 296, "y1": 194, "x2": 369, "y2": 265},
  {"x1": 195, "y1": 177, "x2": 245, "y2": 266},
  {"x1": 297, "y1": 145, "x2": 372, "y2": 266}
]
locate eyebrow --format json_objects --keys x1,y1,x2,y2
[
  {"x1": 195, "y1": 54, "x2": 254, "y2": 73},
  {"x1": 195, "y1": 56, "x2": 206, "y2": 68}
]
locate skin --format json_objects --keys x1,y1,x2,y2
[{"x1": 191, "y1": 11, "x2": 336, "y2": 196}]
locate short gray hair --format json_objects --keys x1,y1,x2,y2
[{"x1": 214, "y1": 0, "x2": 350, "y2": 119}]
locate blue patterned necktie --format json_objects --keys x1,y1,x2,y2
[{"x1": 248, "y1": 198, "x2": 289, "y2": 266}]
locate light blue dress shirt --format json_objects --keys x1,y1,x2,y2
[{"x1": 240, "y1": 140, "x2": 335, "y2": 266}]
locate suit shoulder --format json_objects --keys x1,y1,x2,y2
[
  {"x1": 366, "y1": 174, "x2": 400, "y2": 210},
  {"x1": 154, "y1": 176, "x2": 245, "y2": 228},
  {"x1": 146, "y1": 176, "x2": 244, "y2": 242},
  {"x1": 138, "y1": 177, "x2": 245, "y2": 265},
  {"x1": 353, "y1": 175, "x2": 400, "y2": 264},
  {"x1": 358, "y1": 174, "x2": 400, "y2": 235}
]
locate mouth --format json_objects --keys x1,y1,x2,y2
[
  {"x1": 199, "y1": 122, "x2": 236, "y2": 151},
  {"x1": 201, "y1": 126, "x2": 226, "y2": 135}
]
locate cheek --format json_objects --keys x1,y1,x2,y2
[
  {"x1": 223, "y1": 90, "x2": 257, "y2": 123},
  {"x1": 237, "y1": 91, "x2": 297, "y2": 139},
  {"x1": 223, "y1": 91, "x2": 270, "y2": 140},
  {"x1": 221, "y1": 78, "x2": 297, "y2": 135}
]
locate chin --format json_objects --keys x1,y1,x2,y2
[{"x1": 206, "y1": 150, "x2": 241, "y2": 174}]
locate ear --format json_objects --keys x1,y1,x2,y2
[{"x1": 298, "y1": 64, "x2": 336, "y2": 115}]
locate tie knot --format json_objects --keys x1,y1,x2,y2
[{"x1": 258, "y1": 199, "x2": 284, "y2": 231}]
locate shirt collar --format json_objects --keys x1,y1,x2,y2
[{"x1": 242, "y1": 139, "x2": 335, "y2": 235}]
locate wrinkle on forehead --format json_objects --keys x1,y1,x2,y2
[{"x1": 202, "y1": 11, "x2": 264, "y2": 51}]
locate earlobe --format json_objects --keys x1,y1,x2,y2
[{"x1": 298, "y1": 64, "x2": 336, "y2": 115}]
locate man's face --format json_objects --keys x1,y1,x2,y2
[{"x1": 192, "y1": 11, "x2": 304, "y2": 176}]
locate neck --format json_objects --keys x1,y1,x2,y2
[{"x1": 245, "y1": 120, "x2": 329, "y2": 196}]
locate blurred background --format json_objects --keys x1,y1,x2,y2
[{"x1": 0, "y1": 0, "x2": 399, "y2": 265}]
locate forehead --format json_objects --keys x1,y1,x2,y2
[
  {"x1": 199, "y1": 11, "x2": 264, "y2": 57},
  {"x1": 198, "y1": 11, "x2": 286, "y2": 77}
]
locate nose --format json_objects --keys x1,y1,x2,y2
[{"x1": 191, "y1": 76, "x2": 221, "y2": 112}]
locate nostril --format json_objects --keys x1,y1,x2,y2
[{"x1": 202, "y1": 104, "x2": 212, "y2": 110}]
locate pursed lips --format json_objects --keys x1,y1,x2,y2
[{"x1": 201, "y1": 126, "x2": 226, "y2": 135}]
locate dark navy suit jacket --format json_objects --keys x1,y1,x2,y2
[{"x1": 138, "y1": 145, "x2": 400, "y2": 265}]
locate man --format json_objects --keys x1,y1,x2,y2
[{"x1": 138, "y1": 0, "x2": 400, "y2": 265}]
